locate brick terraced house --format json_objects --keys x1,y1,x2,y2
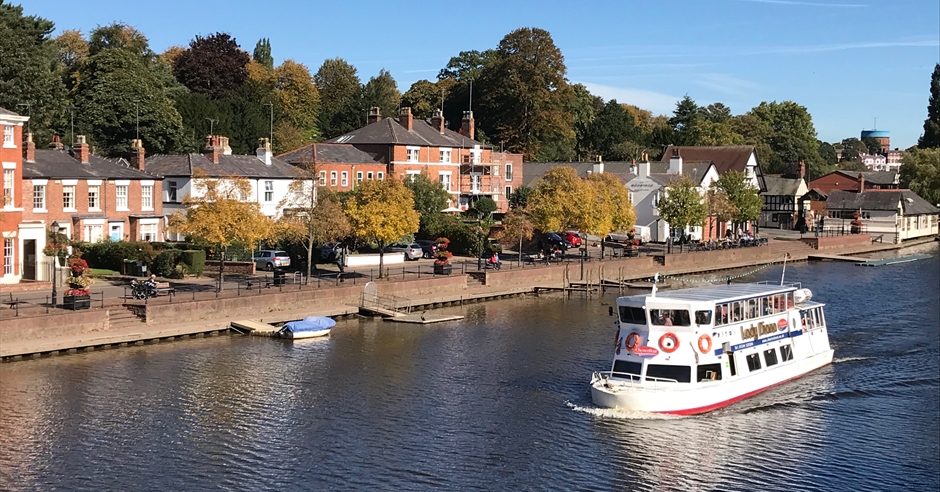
[{"x1": 1, "y1": 108, "x2": 29, "y2": 284}]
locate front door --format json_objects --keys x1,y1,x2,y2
[
  {"x1": 22, "y1": 239, "x2": 37, "y2": 280},
  {"x1": 110, "y1": 223, "x2": 123, "y2": 241}
]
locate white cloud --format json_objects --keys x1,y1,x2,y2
[{"x1": 577, "y1": 82, "x2": 680, "y2": 115}]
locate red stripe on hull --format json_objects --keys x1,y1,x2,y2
[{"x1": 661, "y1": 362, "x2": 833, "y2": 416}]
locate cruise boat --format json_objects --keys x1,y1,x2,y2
[{"x1": 590, "y1": 280, "x2": 834, "y2": 415}]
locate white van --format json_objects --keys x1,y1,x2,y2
[{"x1": 606, "y1": 226, "x2": 651, "y2": 244}]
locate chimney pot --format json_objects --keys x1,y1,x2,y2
[
  {"x1": 430, "y1": 109, "x2": 445, "y2": 133},
  {"x1": 368, "y1": 107, "x2": 382, "y2": 124},
  {"x1": 461, "y1": 110, "x2": 475, "y2": 140},
  {"x1": 130, "y1": 139, "x2": 145, "y2": 171},
  {"x1": 49, "y1": 135, "x2": 64, "y2": 150},
  {"x1": 24, "y1": 133, "x2": 36, "y2": 162},
  {"x1": 204, "y1": 134, "x2": 221, "y2": 164},
  {"x1": 74, "y1": 135, "x2": 90, "y2": 164},
  {"x1": 399, "y1": 107, "x2": 413, "y2": 131},
  {"x1": 257, "y1": 137, "x2": 272, "y2": 165}
]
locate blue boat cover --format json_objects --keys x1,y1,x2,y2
[{"x1": 282, "y1": 316, "x2": 336, "y2": 334}]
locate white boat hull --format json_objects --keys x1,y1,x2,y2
[
  {"x1": 284, "y1": 329, "x2": 331, "y2": 339},
  {"x1": 591, "y1": 349, "x2": 834, "y2": 415}
]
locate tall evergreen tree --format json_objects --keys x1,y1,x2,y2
[
  {"x1": 252, "y1": 38, "x2": 274, "y2": 70},
  {"x1": 919, "y1": 63, "x2": 940, "y2": 149},
  {"x1": 668, "y1": 95, "x2": 701, "y2": 146}
]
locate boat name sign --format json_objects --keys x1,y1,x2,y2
[{"x1": 740, "y1": 319, "x2": 787, "y2": 341}]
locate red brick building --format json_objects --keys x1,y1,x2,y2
[
  {"x1": 1, "y1": 108, "x2": 28, "y2": 284},
  {"x1": 808, "y1": 170, "x2": 898, "y2": 195},
  {"x1": 17, "y1": 136, "x2": 163, "y2": 281},
  {"x1": 279, "y1": 107, "x2": 524, "y2": 213}
]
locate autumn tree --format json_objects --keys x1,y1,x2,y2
[
  {"x1": 54, "y1": 29, "x2": 88, "y2": 69},
  {"x1": 272, "y1": 59, "x2": 320, "y2": 151},
  {"x1": 168, "y1": 173, "x2": 275, "y2": 289},
  {"x1": 585, "y1": 172, "x2": 636, "y2": 257},
  {"x1": 361, "y1": 69, "x2": 400, "y2": 123},
  {"x1": 173, "y1": 33, "x2": 250, "y2": 100},
  {"x1": 346, "y1": 179, "x2": 419, "y2": 278},
  {"x1": 656, "y1": 176, "x2": 707, "y2": 239},
  {"x1": 402, "y1": 79, "x2": 447, "y2": 119},
  {"x1": 314, "y1": 58, "x2": 363, "y2": 139},
  {"x1": 497, "y1": 208, "x2": 535, "y2": 265},
  {"x1": 527, "y1": 167, "x2": 593, "y2": 233},
  {"x1": 711, "y1": 170, "x2": 762, "y2": 234},
  {"x1": 899, "y1": 147, "x2": 940, "y2": 205},
  {"x1": 919, "y1": 63, "x2": 940, "y2": 149},
  {"x1": 405, "y1": 173, "x2": 451, "y2": 236},
  {"x1": 706, "y1": 188, "x2": 737, "y2": 239},
  {"x1": 476, "y1": 28, "x2": 574, "y2": 160},
  {"x1": 278, "y1": 173, "x2": 350, "y2": 279}
]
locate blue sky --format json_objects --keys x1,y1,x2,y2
[{"x1": 25, "y1": 0, "x2": 940, "y2": 148}]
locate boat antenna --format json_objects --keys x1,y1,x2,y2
[
  {"x1": 651, "y1": 272, "x2": 659, "y2": 297},
  {"x1": 780, "y1": 253, "x2": 791, "y2": 286}
]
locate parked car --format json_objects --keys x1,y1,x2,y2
[
  {"x1": 321, "y1": 242, "x2": 341, "y2": 262},
  {"x1": 564, "y1": 231, "x2": 583, "y2": 248},
  {"x1": 253, "y1": 250, "x2": 291, "y2": 270},
  {"x1": 415, "y1": 240, "x2": 438, "y2": 259},
  {"x1": 545, "y1": 232, "x2": 571, "y2": 250},
  {"x1": 384, "y1": 243, "x2": 422, "y2": 260},
  {"x1": 485, "y1": 238, "x2": 502, "y2": 254}
]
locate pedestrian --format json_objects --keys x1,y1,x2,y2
[
  {"x1": 490, "y1": 252, "x2": 502, "y2": 270},
  {"x1": 335, "y1": 247, "x2": 345, "y2": 274}
]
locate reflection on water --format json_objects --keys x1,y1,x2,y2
[{"x1": 1, "y1": 245, "x2": 938, "y2": 491}]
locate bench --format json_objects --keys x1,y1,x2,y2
[{"x1": 154, "y1": 281, "x2": 175, "y2": 296}]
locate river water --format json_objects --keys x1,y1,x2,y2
[{"x1": 1, "y1": 243, "x2": 938, "y2": 491}]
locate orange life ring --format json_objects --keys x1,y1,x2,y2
[
  {"x1": 659, "y1": 332, "x2": 679, "y2": 353},
  {"x1": 625, "y1": 332, "x2": 641, "y2": 351},
  {"x1": 698, "y1": 334, "x2": 713, "y2": 354}
]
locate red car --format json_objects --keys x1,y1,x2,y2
[{"x1": 564, "y1": 231, "x2": 583, "y2": 248}]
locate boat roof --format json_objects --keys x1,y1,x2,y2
[{"x1": 622, "y1": 282, "x2": 800, "y2": 304}]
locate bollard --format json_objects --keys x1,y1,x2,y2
[{"x1": 237, "y1": 282, "x2": 241, "y2": 296}]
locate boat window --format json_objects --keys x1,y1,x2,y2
[
  {"x1": 732, "y1": 302, "x2": 743, "y2": 322},
  {"x1": 761, "y1": 297, "x2": 772, "y2": 316},
  {"x1": 696, "y1": 363, "x2": 723, "y2": 382},
  {"x1": 746, "y1": 353, "x2": 762, "y2": 372},
  {"x1": 779, "y1": 344, "x2": 794, "y2": 362},
  {"x1": 718, "y1": 304, "x2": 729, "y2": 325},
  {"x1": 763, "y1": 348, "x2": 779, "y2": 367},
  {"x1": 646, "y1": 364, "x2": 691, "y2": 383},
  {"x1": 812, "y1": 308, "x2": 822, "y2": 327},
  {"x1": 612, "y1": 360, "x2": 642, "y2": 381},
  {"x1": 650, "y1": 309, "x2": 690, "y2": 326},
  {"x1": 695, "y1": 310, "x2": 712, "y2": 325},
  {"x1": 747, "y1": 299, "x2": 758, "y2": 319},
  {"x1": 618, "y1": 306, "x2": 646, "y2": 325}
]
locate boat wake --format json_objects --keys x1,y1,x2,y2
[
  {"x1": 833, "y1": 356, "x2": 871, "y2": 363},
  {"x1": 564, "y1": 401, "x2": 683, "y2": 420}
]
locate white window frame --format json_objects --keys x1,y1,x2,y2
[
  {"x1": 84, "y1": 223, "x2": 104, "y2": 243},
  {"x1": 319, "y1": 171, "x2": 327, "y2": 187},
  {"x1": 264, "y1": 180, "x2": 274, "y2": 202},
  {"x1": 330, "y1": 171, "x2": 337, "y2": 186},
  {"x1": 439, "y1": 148, "x2": 452, "y2": 163},
  {"x1": 439, "y1": 171, "x2": 452, "y2": 191},
  {"x1": 356, "y1": 171, "x2": 363, "y2": 185},
  {"x1": 115, "y1": 184, "x2": 129, "y2": 211},
  {"x1": 505, "y1": 185, "x2": 512, "y2": 198},
  {"x1": 341, "y1": 171, "x2": 348, "y2": 187},
  {"x1": 367, "y1": 171, "x2": 373, "y2": 180},
  {"x1": 377, "y1": 172, "x2": 384, "y2": 180},
  {"x1": 140, "y1": 222, "x2": 158, "y2": 241},
  {"x1": 141, "y1": 184, "x2": 153, "y2": 210},
  {"x1": 406, "y1": 146, "x2": 420, "y2": 163},
  {"x1": 63, "y1": 185, "x2": 76, "y2": 211},
  {"x1": 88, "y1": 184, "x2": 101, "y2": 211},
  {"x1": 167, "y1": 180, "x2": 178, "y2": 203},
  {"x1": 3, "y1": 238, "x2": 13, "y2": 275},
  {"x1": 406, "y1": 170, "x2": 420, "y2": 182},
  {"x1": 505, "y1": 163, "x2": 513, "y2": 181},
  {"x1": 32, "y1": 183, "x2": 46, "y2": 212},
  {"x1": 3, "y1": 126, "x2": 14, "y2": 148},
  {"x1": 2, "y1": 166, "x2": 14, "y2": 208}
]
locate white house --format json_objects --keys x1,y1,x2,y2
[
  {"x1": 825, "y1": 189, "x2": 939, "y2": 243},
  {"x1": 146, "y1": 136, "x2": 312, "y2": 241}
]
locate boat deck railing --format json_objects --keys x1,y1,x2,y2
[
  {"x1": 753, "y1": 280, "x2": 802, "y2": 289},
  {"x1": 594, "y1": 371, "x2": 680, "y2": 390}
]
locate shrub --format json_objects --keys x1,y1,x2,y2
[
  {"x1": 180, "y1": 250, "x2": 206, "y2": 275},
  {"x1": 151, "y1": 249, "x2": 184, "y2": 279},
  {"x1": 78, "y1": 241, "x2": 155, "y2": 271}
]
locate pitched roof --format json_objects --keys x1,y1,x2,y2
[
  {"x1": 277, "y1": 143, "x2": 383, "y2": 166},
  {"x1": 521, "y1": 161, "x2": 636, "y2": 187},
  {"x1": 660, "y1": 145, "x2": 757, "y2": 175},
  {"x1": 326, "y1": 117, "x2": 485, "y2": 148},
  {"x1": 763, "y1": 175, "x2": 805, "y2": 196},
  {"x1": 146, "y1": 153, "x2": 298, "y2": 179},
  {"x1": 825, "y1": 189, "x2": 939, "y2": 215},
  {"x1": 835, "y1": 170, "x2": 897, "y2": 186},
  {"x1": 23, "y1": 149, "x2": 156, "y2": 180},
  {"x1": 0, "y1": 108, "x2": 20, "y2": 116}
]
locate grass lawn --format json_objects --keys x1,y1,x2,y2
[{"x1": 89, "y1": 268, "x2": 119, "y2": 276}]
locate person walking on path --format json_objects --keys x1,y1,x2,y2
[{"x1": 335, "y1": 247, "x2": 345, "y2": 274}]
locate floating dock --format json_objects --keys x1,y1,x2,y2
[
  {"x1": 807, "y1": 253, "x2": 873, "y2": 262},
  {"x1": 384, "y1": 313, "x2": 465, "y2": 324},
  {"x1": 857, "y1": 254, "x2": 931, "y2": 267},
  {"x1": 231, "y1": 319, "x2": 280, "y2": 337}
]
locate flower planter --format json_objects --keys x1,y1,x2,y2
[
  {"x1": 63, "y1": 295, "x2": 91, "y2": 310},
  {"x1": 433, "y1": 264, "x2": 453, "y2": 275}
]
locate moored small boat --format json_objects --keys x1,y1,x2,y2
[{"x1": 277, "y1": 316, "x2": 336, "y2": 339}]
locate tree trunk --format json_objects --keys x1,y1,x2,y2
[
  {"x1": 219, "y1": 246, "x2": 226, "y2": 291},
  {"x1": 518, "y1": 237, "x2": 523, "y2": 266},
  {"x1": 378, "y1": 240, "x2": 385, "y2": 279},
  {"x1": 305, "y1": 234, "x2": 314, "y2": 281}
]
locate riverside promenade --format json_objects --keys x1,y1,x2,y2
[{"x1": 1, "y1": 234, "x2": 934, "y2": 360}]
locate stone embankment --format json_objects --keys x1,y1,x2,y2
[{"x1": 1, "y1": 234, "x2": 932, "y2": 361}]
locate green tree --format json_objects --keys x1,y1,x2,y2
[
  {"x1": 314, "y1": 58, "x2": 363, "y2": 139},
  {"x1": 747, "y1": 101, "x2": 823, "y2": 175},
  {"x1": 437, "y1": 49, "x2": 496, "y2": 133},
  {"x1": 402, "y1": 79, "x2": 445, "y2": 119},
  {"x1": 839, "y1": 137, "x2": 868, "y2": 161},
  {"x1": 899, "y1": 147, "x2": 940, "y2": 205},
  {"x1": 476, "y1": 28, "x2": 574, "y2": 160},
  {"x1": 584, "y1": 99, "x2": 639, "y2": 160},
  {"x1": 88, "y1": 23, "x2": 152, "y2": 59},
  {"x1": 706, "y1": 188, "x2": 737, "y2": 239},
  {"x1": 861, "y1": 136, "x2": 882, "y2": 154},
  {"x1": 527, "y1": 167, "x2": 593, "y2": 233},
  {"x1": 669, "y1": 95, "x2": 701, "y2": 146},
  {"x1": 697, "y1": 120, "x2": 745, "y2": 146},
  {"x1": 919, "y1": 63, "x2": 940, "y2": 149},
  {"x1": 168, "y1": 173, "x2": 275, "y2": 289},
  {"x1": 346, "y1": 179, "x2": 419, "y2": 278},
  {"x1": 252, "y1": 38, "x2": 273, "y2": 70},
  {"x1": 570, "y1": 83, "x2": 604, "y2": 158},
  {"x1": 657, "y1": 176, "x2": 707, "y2": 234},
  {"x1": 817, "y1": 141, "x2": 838, "y2": 166},
  {"x1": 837, "y1": 159, "x2": 869, "y2": 172},
  {"x1": 273, "y1": 59, "x2": 320, "y2": 147},
  {"x1": 73, "y1": 48, "x2": 184, "y2": 155},
  {"x1": 361, "y1": 69, "x2": 400, "y2": 123},
  {"x1": 711, "y1": 170, "x2": 762, "y2": 232},
  {"x1": 0, "y1": 3, "x2": 66, "y2": 143},
  {"x1": 508, "y1": 185, "x2": 533, "y2": 210},
  {"x1": 173, "y1": 33, "x2": 250, "y2": 100},
  {"x1": 404, "y1": 173, "x2": 451, "y2": 236},
  {"x1": 471, "y1": 196, "x2": 497, "y2": 220},
  {"x1": 700, "y1": 102, "x2": 732, "y2": 123}
]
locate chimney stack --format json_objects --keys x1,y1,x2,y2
[
  {"x1": 368, "y1": 107, "x2": 382, "y2": 124},
  {"x1": 399, "y1": 107, "x2": 413, "y2": 131},
  {"x1": 592, "y1": 155, "x2": 604, "y2": 175},
  {"x1": 49, "y1": 135, "x2": 64, "y2": 150},
  {"x1": 798, "y1": 160, "x2": 806, "y2": 181},
  {"x1": 130, "y1": 139, "x2": 145, "y2": 171},
  {"x1": 220, "y1": 136, "x2": 232, "y2": 155},
  {"x1": 630, "y1": 159, "x2": 637, "y2": 175},
  {"x1": 668, "y1": 147, "x2": 683, "y2": 174},
  {"x1": 256, "y1": 137, "x2": 272, "y2": 165},
  {"x1": 638, "y1": 155, "x2": 651, "y2": 178},
  {"x1": 461, "y1": 111, "x2": 475, "y2": 140},
  {"x1": 859, "y1": 173, "x2": 865, "y2": 192},
  {"x1": 24, "y1": 133, "x2": 36, "y2": 163},
  {"x1": 74, "y1": 135, "x2": 90, "y2": 164},
  {"x1": 431, "y1": 109, "x2": 445, "y2": 133},
  {"x1": 204, "y1": 135, "x2": 221, "y2": 164}
]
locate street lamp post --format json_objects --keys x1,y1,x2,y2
[{"x1": 50, "y1": 220, "x2": 63, "y2": 308}]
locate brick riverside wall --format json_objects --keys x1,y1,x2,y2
[
  {"x1": 0, "y1": 309, "x2": 112, "y2": 344},
  {"x1": 801, "y1": 234, "x2": 871, "y2": 250},
  {"x1": 204, "y1": 261, "x2": 255, "y2": 275},
  {"x1": 483, "y1": 256, "x2": 658, "y2": 288},
  {"x1": 658, "y1": 248, "x2": 783, "y2": 268}
]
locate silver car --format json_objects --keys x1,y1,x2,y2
[
  {"x1": 384, "y1": 243, "x2": 422, "y2": 261},
  {"x1": 253, "y1": 250, "x2": 291, "y2": 270}
]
